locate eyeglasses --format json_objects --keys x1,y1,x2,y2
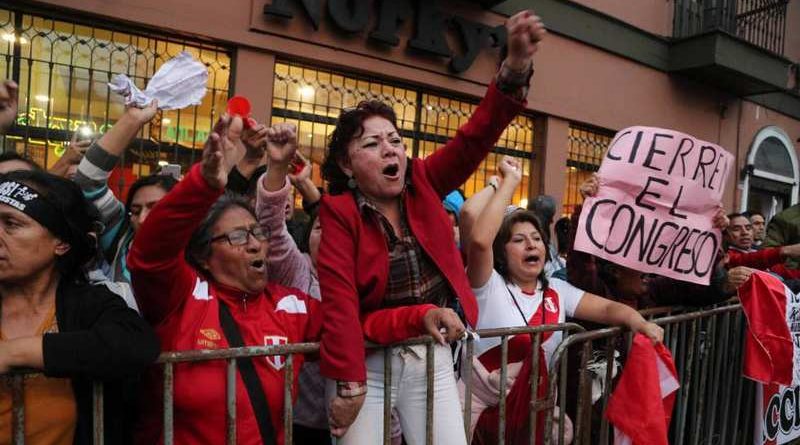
[{"x1": 210, "y1": 225, "x2": 268, "y2": 246}]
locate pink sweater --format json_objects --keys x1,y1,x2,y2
[{"x1": 256, "y1": 176, "x2": 320, "y2": 300}]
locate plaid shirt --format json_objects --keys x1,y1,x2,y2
[{"x1": 356, "y1": 191, "x2": 454, "y2": 309}]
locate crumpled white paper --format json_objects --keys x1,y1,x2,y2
[{"x1": 108, "y1": 51, "x2": 208, "y2": 110}]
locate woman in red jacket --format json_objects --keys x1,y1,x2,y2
[
  {"x1": 317, "y1": 10, "x2": 545, "y2": 444},
  {"x1": 128, "y1": 116, "x2": 320, "y2": 445}
]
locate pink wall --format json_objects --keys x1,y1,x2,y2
[
  {"x1": 26, "y1": 0, "x2": 800, "y2": 212},
  {"x1": 784, "y1": 0, "x2": 800, "y2": 63},
  {"x1": 569, "y1": 0, "x2": 674, "y2": 36}
]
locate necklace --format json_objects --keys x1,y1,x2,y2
[{"x1": 504, "y1": 281, "x2": 546, "y2": 327}]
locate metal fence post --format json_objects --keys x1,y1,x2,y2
[
  {"x1": 226, "y1": 359, "x2": 236, "y2": 445},
  {"x1": 11, "y1": 374, "x2": 24, "y2": 445},
  {"x1": 92, "y1": 381, "x2": 104, "y2": 445}
]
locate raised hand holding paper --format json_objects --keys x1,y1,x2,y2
[
  {"x1": 108, "y1": 51, "x2": 208, "y2": 110},
  {"x1": 573, "y1": 126, "x2": 733, "y2": 285}
]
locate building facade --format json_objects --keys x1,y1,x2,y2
[{"x1": 2, "y1": 0, "x2": 799, "y2": 218}]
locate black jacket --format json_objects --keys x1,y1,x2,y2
[{"x1": 42, "y1": 280, "x2": 160, "y2": 445}]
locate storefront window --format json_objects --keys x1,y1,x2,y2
[
  {"x1": 0, "y1": 7, "x2": 231, "y2": 183},
  {"x1": 563, "y1": 124, "x2": 613, "y2": 217},
  {"x1": 271, "y1": 61, "x2": 535, "y2": 206}
]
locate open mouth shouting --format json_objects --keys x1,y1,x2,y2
[
  {"x1": 382, "y1": 163, "x2": 401, "y2": 181},
  {"x1": 249, "y1": 258, "x2": 266, "y2": 274},
  {"x1": 524, "y1": 254, "x2": 541, "y2": 266}
]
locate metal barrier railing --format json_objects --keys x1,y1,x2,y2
[
  {"x1": 546, "y1": 302, "x2": 750, "y2": 445},
  {"x1": 4, "y1": 304, "x2": 749, "y2": 445}
]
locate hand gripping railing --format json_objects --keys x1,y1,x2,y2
[
  {"x1": 4, "y1": 304, "x2": 751, "y2": 445},
  {"x1": 3, "y1": 324, "x2": 582, "y2": 445}
]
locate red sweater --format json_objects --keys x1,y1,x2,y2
[
  {"x1": 317, "y1": 81, "x2": 525, "y2": 382},
  {"x1": 128, "y1": 164, "x2": 321, "y2": 445},
  {"x1": 726, "y1": 247, "x2": 783, "y2": 270}
]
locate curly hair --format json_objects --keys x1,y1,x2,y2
[{"x1": 322, "y1": 100, "x2": 397, "y2": 195}]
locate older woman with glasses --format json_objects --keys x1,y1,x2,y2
[
  {"x1": 128, "y1": 116, "x2": 321, "y2": 445},
  {"x1": 317, "y1": 10, "x2": 545, "y2": 444}
]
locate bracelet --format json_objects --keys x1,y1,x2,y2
[
  {"x1": 337, "y1": 381, "x2": 367, "y2": 398},
  {"x1": 488, "y1": 182, "x2": 498, "y2": 192}
]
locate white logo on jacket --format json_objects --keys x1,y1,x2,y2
[
  {"x1": 192, "y1": 278, "x2": 212, "y2": 300},
  {"x1": 276, "y1": 294, "x2": 307, "y2": 314},
  {"x1": 544, "y1": 296, "x2": 557, "y2": 313},
  {"x1": 264, "y1": 336, "x2": 289, "y2": 370}
]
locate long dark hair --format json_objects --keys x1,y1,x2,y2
[
  {"x1": 322, "y1": 100, "x2": 398, "y2": 195},
  {"x1": 1, "y1": 170, "x2": 99, "y2": 281},
  {"x1": 492, "y1": 210, "x2": 551, "y2": 290}
]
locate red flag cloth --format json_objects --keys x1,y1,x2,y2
[
  {"x1": 605, "y1": 334, "x2": 679, "y2": 445},
  {"x1": 739, "y1": 271, "x2": 795, "y2": 386}
]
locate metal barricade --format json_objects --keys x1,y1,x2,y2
[
  {"x1": 3, "y1": 371, "x2": 105, "y2": 445},
  {"x1": 3, "y1": 305, "x2": 754, "y2": 445},
  {"x1": 546, "y1": 302, "x2": 753, "y2": 445},
  {"x1": 154, "y1": 324, "x2": 583, "y2": 445}
]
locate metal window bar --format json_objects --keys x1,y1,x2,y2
[
  {"x1": 562, "y1": 124, "x2": 613, "y2": 218},
  {"x1": 673, "y1": 0, "x2": 788, "y2": 55},
  {"x1": 0, "y1": 5, "x2": 232, "y2": 187},
  {"x1": 271, "y1": 60, "x2": 537, "y2": 206}
]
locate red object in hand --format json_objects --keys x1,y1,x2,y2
[
  {"x1": 290, "y1": 155, "x2": 306, "y2": 175},
  {"x1": 226, "y1": 96, "x2": 253, "y2": 129}
]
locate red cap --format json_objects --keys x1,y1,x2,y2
[{"x1": 226, "y1": 96, "x2": 252, "y2": 128}]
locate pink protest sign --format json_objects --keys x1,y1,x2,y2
[{"x1": 574, "y1": 126, "x2": 733, "y2": 285}]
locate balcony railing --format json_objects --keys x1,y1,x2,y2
[{"x1": 673, "y1": 0, "x2": 789, "y2": 55}]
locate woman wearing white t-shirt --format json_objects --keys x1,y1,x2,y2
[{"x1": 462, "y1": 157, "x2": 663, "y2": 445}]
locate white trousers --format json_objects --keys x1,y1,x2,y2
[{"x1": 330, "y1": 343, "x2": 468, "y2": 445}]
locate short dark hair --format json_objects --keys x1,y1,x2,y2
[
  {"x1": 745, "y1": 210, "x2": 765, "y2": 219},
  {"x1": 727, "y1": 213, "x2": 748, "y2": 223},
  {"x1": 492, "y1": 210, "x2": 550, "y2": 289},
  {"x1": 0, "y1": 151, "x2": 42, "y2": 171},
  {"x1": 322, "y1": 100, "x2": 398, "y2": 195},
  {"x1": 1, "y1": 169, "x2": 99, "y2": 280},
  {"x1": 185, "y1": 194, "x2": 256, "y2": 275},
  {"x1": 125, "y1": 174, "x2": 178, "y2": 213}
]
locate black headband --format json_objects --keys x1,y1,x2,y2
[{"x1": 0, "y1": 180, "x2": 68, "y2": 240}]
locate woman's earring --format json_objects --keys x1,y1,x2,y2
[{"x1": 347, "y1": 176, "x2": 357, "y2": 190}]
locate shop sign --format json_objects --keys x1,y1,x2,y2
[{"x1": 263, "y1": 0, "x2": 506, "y2": 73}]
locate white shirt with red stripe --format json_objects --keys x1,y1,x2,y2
[{"x1": 472, "y1": 270, "x2": 584, "y2": 366}]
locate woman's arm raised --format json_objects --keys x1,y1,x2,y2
[
  {"x1": 467, "y1": 157, "x2": 522, "y2": 288},
  {"x1": 128, "y1": 116, "x2": 245, "y2": 324}
]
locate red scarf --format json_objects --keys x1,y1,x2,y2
[{"x1": 473, "y1": 287, "x2": 560, "y2": 445}]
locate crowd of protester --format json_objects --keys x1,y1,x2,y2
[{"x1": 3, "y1": 8, "x2": 800, "y2": 445}]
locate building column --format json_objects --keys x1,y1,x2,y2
[{"x1": 534, "y1": 115, "x2": 569, "y2": 217}]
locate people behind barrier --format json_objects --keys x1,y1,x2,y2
[
  {"x1": 313, "y1": 10, "x2": 544, "y2": 444},
  {"x1": 0, "y1": 169, "x2": 160, "y2": 444},
  {"x1": 5, "y1": 7, "x2": 800, "y2": 444},
  {"x1": 746, "y1": 210, "x2": 766, "y2": 249},
  {"x1": 724, "y1": 212, "x2": 800, "y2": 278},
  {"x1": 127, "y1": 115, "x2": 321, "y2": 445},
  {"x1": 461, "y1": 156, "x2": 663, "y2": 444}
]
